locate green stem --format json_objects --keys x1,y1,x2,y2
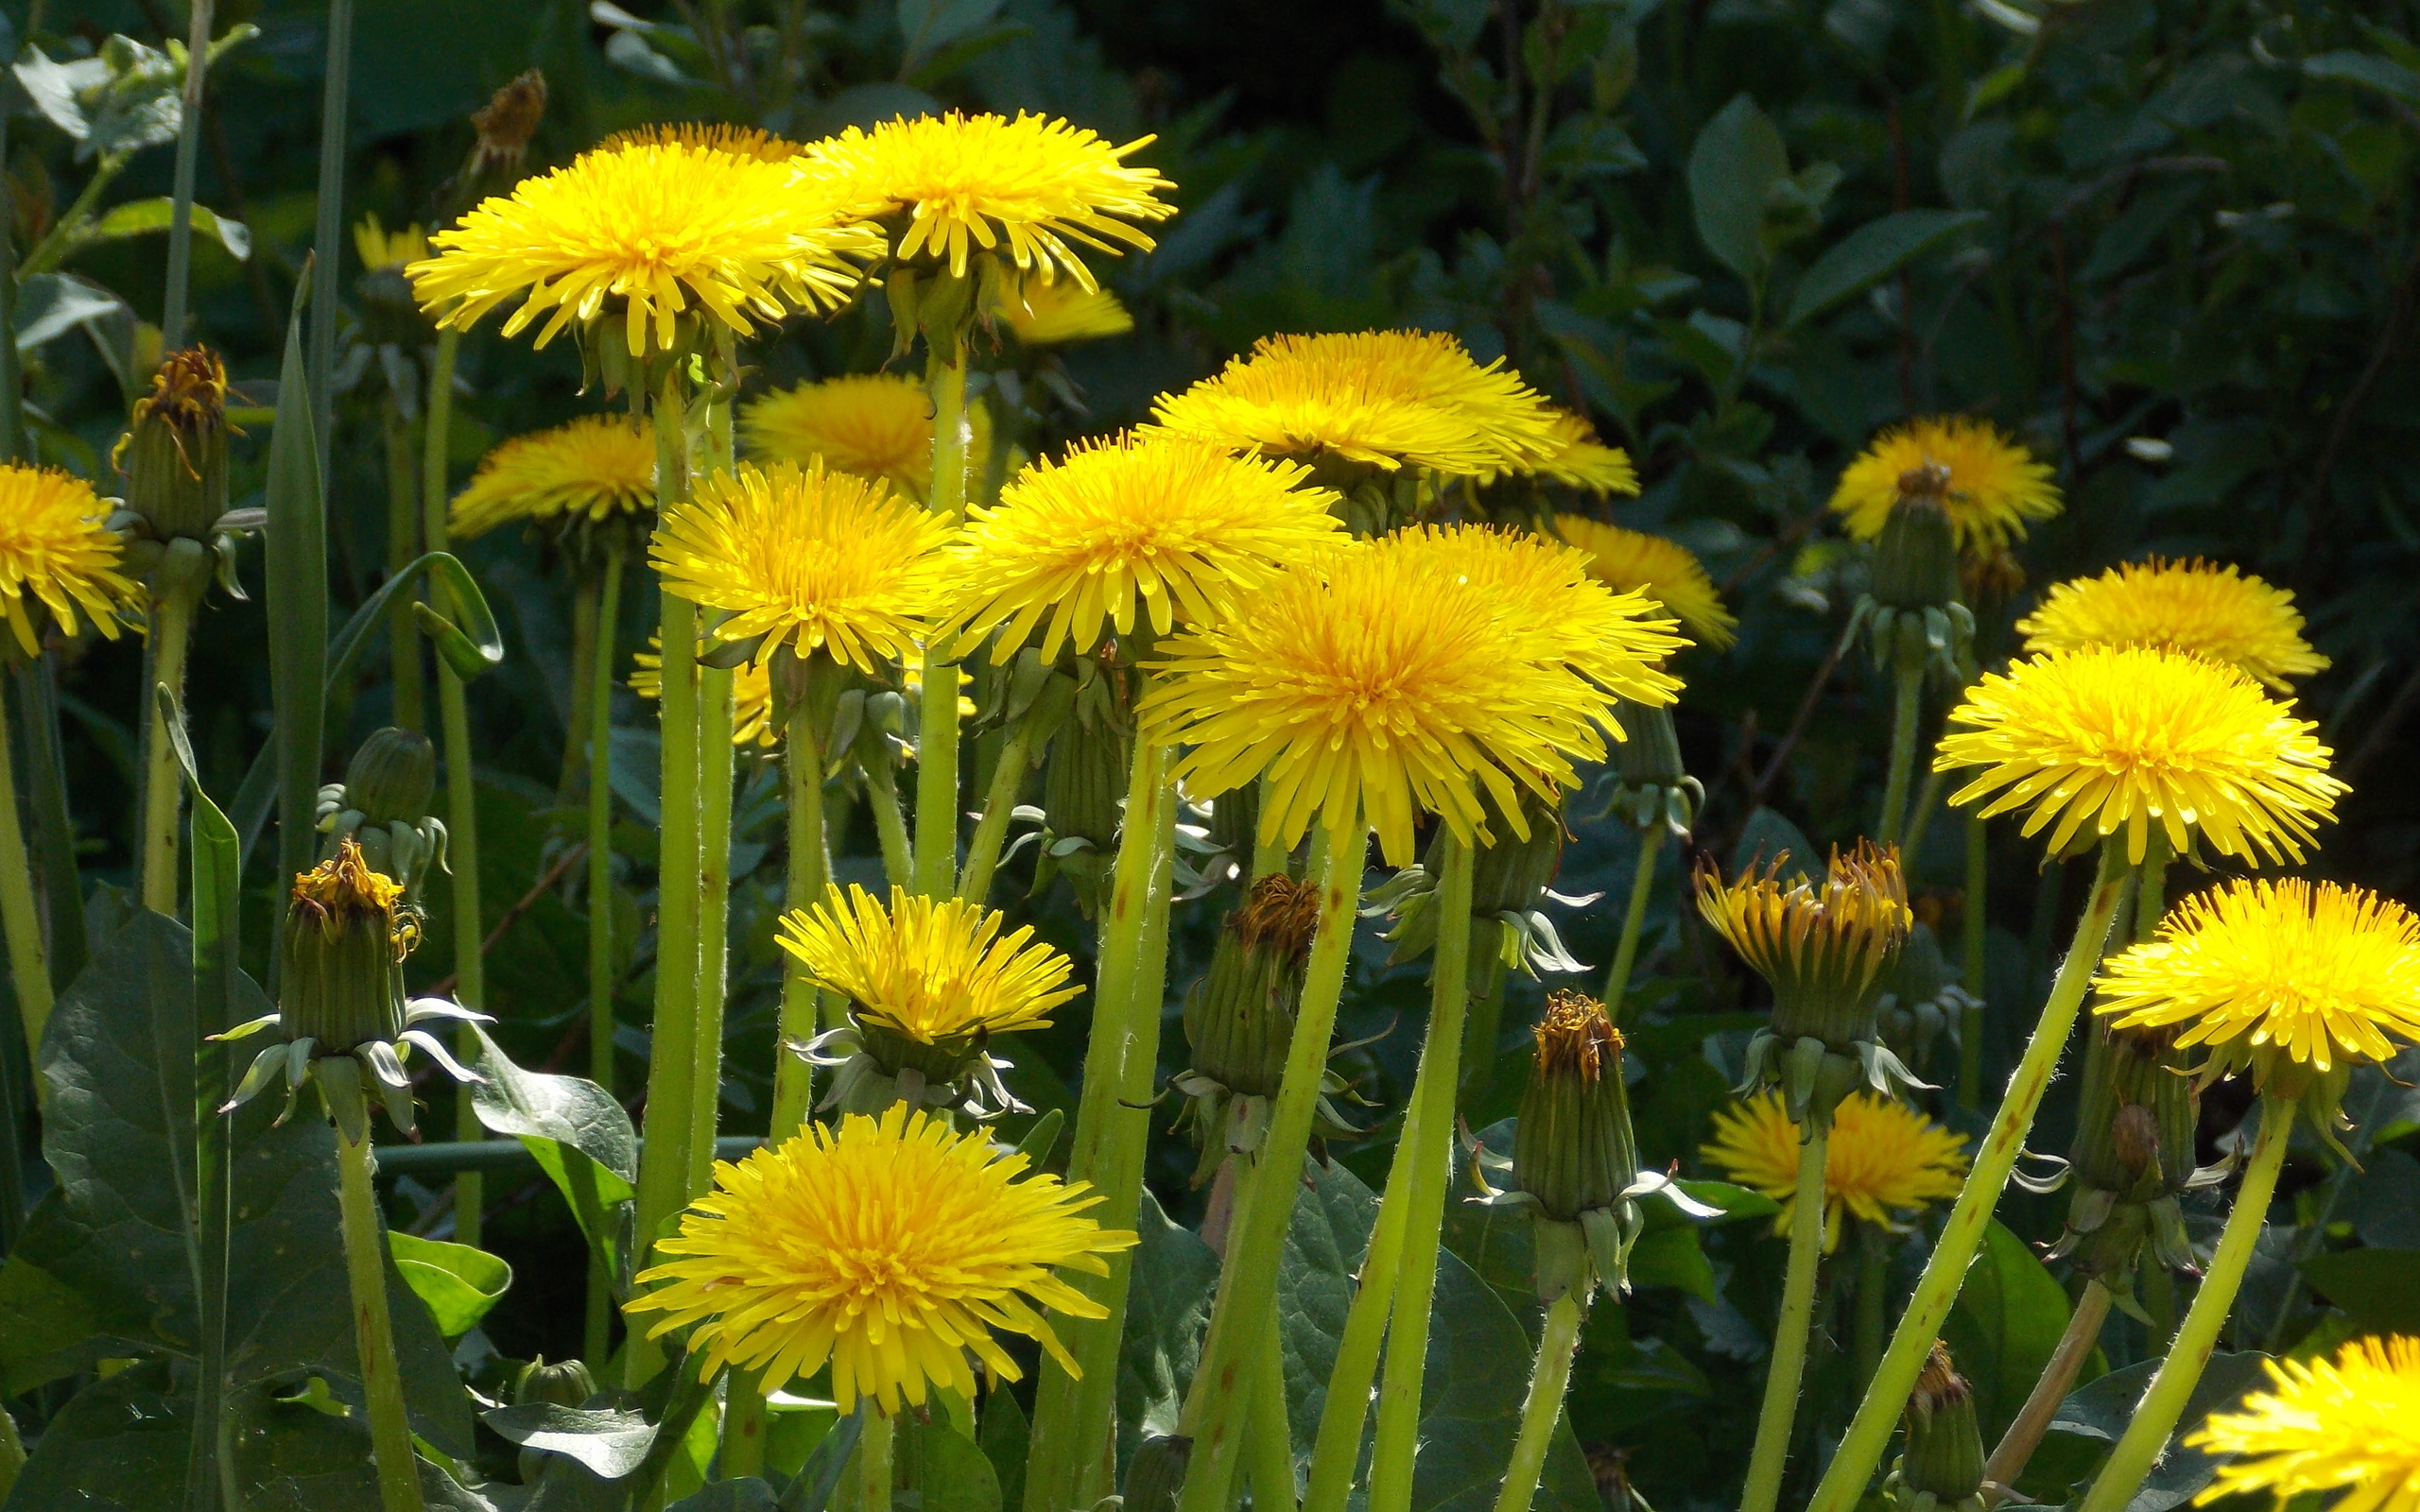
[
  {"x1": 1739, "y1": 1120, "x2": 1829, "y2": 1512},
  {"x1": 1493, "y1": 1291, "x2": 1587, "y2": 1512},
  {"x1": 2073, "y1": 1106, "x2": 2293, "y2": 1512},
  {"x1": 854, "y1": 1410, "x2": 895, "y2": 1512},
  {"x1": 559, "y1": 568, "x2": 598, "y2": 801},
  {"x1": 1174, "y1": 820, "x2": 1368, "y2": 1512},
  {"x1": 1877, "y1": 662, "x2": 1924, "y2": 850},
  {"x1": 382, "y1": 401, "x2": 424, "y2": 733},
  {"x1": 911, "y1": 352, "x2": 972, "y2": 898},
  {"x1": 305, "y1": 0, "x2": 352, "y2": 476},
  {"x1": 1958, "y1": 816, "x2": 1986, "y2": 1113},
  {"x1": 160, "y1": 0, "x2": 216, "y2": 350},
  {"x1": 863, "y1": 755, "x2": 914, "y2": 897},
  {"x1": 140, "y1": 576, "x2": 204, "y2": 916},
  {"x1": 771, "y1": 703, "x2": 828, "y2": 1143},
  {"x1": 1025, "y1": 730, "x2": 1177, "y2": 1512},
  {"x1": 582, "y1": 544, "x2": 624, "y2": 1367},
  {"x1": 1457, "y1": 947, "x2": 1509, "y2": 1116},
  {"x1": 956, "y1": 727, "x2": 1031, "y2": 902},
  {"x1": 0, "y1": 682, "x2": 53, "y2": 1067},
  {"x1": 1805, "y1": 841, "x2": 2133, "y2": 1512},
  {"x1": 1301, "y1": 1086, "x2": 1422, "y2": 1512},
  {"x1": 1902, "y1": 765, "x2": 1949, "y2": 863},
  {"x1": 334, "y1": 1094, "x2": 427, "y2": 1512},
  {"x1": 1248, "y1": 1307, "x2": 1298, "y2": 1512},
  {"x1": 1983, "y1": 1280, "x2": 2113, "y2": 1502},
  {"x1": 1601, "y1": 826, "x2": 1665, "y2": 1022},
  {"x1": 1367, "y1": 831, "x2": 1478, "y2": 1512},
  {"x1": 19, "y1": 152, "x2": 128, "y2": 278},
  {"x1": 689, "y1": 653, "x2": 735, "y2": 1195},
  {"x1": 1853, "y1": 1223, "x2": 1886, "y2": 1396}
]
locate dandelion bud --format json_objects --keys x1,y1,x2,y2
[
  {"x1": 1891, "y1": 1344, "x2": 1987, "y2": 1512},
  {"x1": 280, "y1": 840, "x2": 415, "y2": 1056},
  {"x1": 1871, "y1": 466, "x2": 1960, "y2": 612},
  {"x1": 120, "y1": 348, "x2": 231, "y2": 542},
  {"x1": 2049, "y1": 1021, "x2": 2210, "y2": 1297},
  {"x1": 345, "y1": 728, "x2": 438, "y2": 828},
  {"x1": 512, "y1": 1356, "x2": 596, "y2": 1408},
  {"x1": 1512, "y1": 991, "x2": 1648, "y2": 1302},
  {"x1": 441, "y1": 70, "x2": 546, "y2": 218},
  {"x1": 1378, "y1": 785, "x2": 1575, "y2": 977},
  {"x1": 1032, "y1": 651, "x2": 1132, "y2": 919}
]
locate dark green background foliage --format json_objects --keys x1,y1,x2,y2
[{"x1": 10, "y1": 0, "x2": 2420, "y2": 1506}]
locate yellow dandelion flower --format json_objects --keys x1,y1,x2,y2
[
  {"x1": 739, "y1": 373, "x2": 970, "y2": 495},
  {"x1": 2188, "y1": 1334, "x2": 2420, "y2": 1512},
  {"x1": 1147, "y1": 329, "x2": 1564, "y2": 475},
  {"x1": 1478, "y1": 410, "x2": 1639, "y2": 495},
  {"x1": 449, "y1": 416, "x2": 656, "y2": 541},
  {"x1": 626, "y1": 1104, "x2": 1136, "y2": 1415},
  {"x1": 776, "y1": 884, "x2": 1081, "y2": 1047},
  {"x1": 1932, "y1": 645, "x2": 2344, "y2": 866},
  {"x1": 0, "y1": 464, "x2": 135, "y2": 656},
  {"x1": 353, "y1": 213, "x2": 427, "y2": 272},
  {"x1": 2015, "y1": 558, "x2": 2328, "y2": 690},
  {"x1": 1552, "y1": 515, "x2": 1738, "y2": 652},
  {"x1": 993, "y1": 274, "x2": 1133, "y2": 345},
  {"x1": 1697, "y1": 843, "x2": 1913, "y2": 1023},
  {"x1": 407, "y1": 136, "x2": 878, "y2": 355},
  {"x1": 1138, "y1": 531, "x2": 1627, "y2": 866},
  {"x1": 948, "y1": 432, "x2": 1343, "y2": 663},
  {"x1": 599, "y1": 121, "x2": 801, "y2": 162},
  {"x1": 797, "y1": 111, "x2": 1175, "y2": 289},
  {"x1": 1701, "y1": 1090, "x2": 1968, "y2": 1252},
  {"x1": 1830, "y1": 416, "x2": 2062, "y2": 554},
  {"x1": 631, "y1": 637, "x2": 778, "y2": 748},
  {"x1": 649, "y1": 460, "x2": 954, "y2": 673},
  {"x1": 2095, "y1": 878, "x2": 2420, "y2": 1088}
]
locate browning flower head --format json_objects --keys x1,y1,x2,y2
[
  {"x1": 796, "y1": 111, "x2": 1175, "y2": 289},
  {"x1": 1830, "y1": 416, "x2": 2061, "y2": 555},
  {"x1": 2015, "y1": 558, "x2": 2328, "y2": 690},
  {"x1": 1232, "y1": 872, "x2": 1323, "y2": 959},
  {"x1": 290, "y1": 836, "x2": 412, "y2": 947},
  {"x1": 1700, "y1": 1089, "x2": 1967, "y2": 1252},
  {"x1": 2187, "y1": 1334, "x2": 2420, "y2": 1512},
  {"x1": 992, "y1": 274, "x2": 1133, "y2": 345},
  {"x1": 1553, "y1": 515, "x2": 1738, "y2": 651},
  {"x1": 1932, "y1": 644, "x2": 2344, "y2": 866},
  {"x1": 739, "y1": 372, "x2": 967, "y2": 495},
  {"x1": 467, "y1": 70, "x2": 545, "y2": 175},
  {"x1": 353, "y1": 213, "x2": 428, "y2": 271},
  {"x1": 948, "y1": 432, "x2": 1344, "y2": 663},
  {"x1": 1697, "y1": 844, "x2": 1913, "y2": 1038},
  {"x1": 776, "y1": 884, "x2": 1083, "y2": 1047},
  {"x1": 649, "y1": 460, "x2": 954, "y2": 674},
  {"x1": 1910, "y1": 1342, "x2": 1972, "y2": 1416},
  {"x1": 631, "y1": 636, "x2": 778, "y2": 748},
  {"x1": 409, "y1": 135, "x2": 878, "y2": 355},
  {"x1": 132, "y1": 346, "x2": 230, "y2": 435},
  {"x1": 0, "y1": 464, "x2": 136, "y2": 655},
  {"x1": 1534, "y1": 989, "x2": 1620, "y2": 1083},
  {"x1": 1147, "y1": 329, "x2": 1565, "y2": 475},
  {"x1": 449, "y1": 415, "x2": 656, "y2": 541},
  {"x1": 626, "y1": 1105, "x2": 1137, "y2": 1416}
]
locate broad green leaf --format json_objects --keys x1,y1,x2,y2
[
  {"x1": 388, "y1": 1232, "x2": 512, "y2": 1338},
  {"x1": 2048, "y1": 1352, "x2": 2273, "y2": 1512},
  {"x1": 1627, "y1": 1226, "x2": 1716, "y2": 1301},
  {"x1": 1687, "y1": 94, "x2": 1788, "y2": 284},
  {"x1": 12, "y1": 272, "x2": 127, "y2": 350},
  {"x1": 483, "y1": 1402, "x2": 655, "y2": 1478},
  {"x1": 465, "y1": 1026, "x2": 638, "y2": 1281},
  {"x1": 1785, "y1": 209, "x2": 1986, "y2": 327},
  {"x1": 894, "y1": 1418, "x2": 1002, "y2": 1512},
  {"x1": 1732, "y1": 807, "x2": 1818, "y2": 884},
  {"x1": 84, "y1": 198, "x2": 251, "y2": 260},
  {"x1": 2296, "y1": 1247, "x2": 2420, "y2": 1333},
  {"x1": 665, "y1": 1483, "x2": 780, "y2": 1512},
  {"x1": 1114, "y1": 1188, "x2": 1219, "y2": 1474},
  {"x1": 1945, "y1": 1220, "x2": 2076, "y2": 1439},
  {"x1": 263, "y1": 282, "x2": 326, "y2": 895},
  {"x1": 978, "y1": 1383, "x2": 1029, "y2": 1511},
  {"x1": 2304, "y1": 49, "x2": 2420, "y2": 105}
]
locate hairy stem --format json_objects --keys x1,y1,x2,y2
[
  {"x1": 1958, "y1": 816, "x2": 1986, "y2": 1113},
  {"x1": 1494, "y1": 1291, "x2": 1588, "y2": 1512},
  {"x1": 911, "y1": 351, "x2": 973, "y2": 897},
  {"x1": 1876, "y1": 662, "x2": 1924, "y2": 850},
  {"x1": 956, "y1": 726, "x2": 1031, "y2": 903},
  {"x1": 1740, "y1": 1121, "x2": 1829, "y2": 1512},
  {"x1": 1602, "y1": 827, "x2": 1665, "y2": 1022},
  {"x1": 581, "y1": 544, "x2": 624, "y2": 1366},
  {"x1": 1983, "y1": 1280, "x2": 2113, "y2": 1503},
  {"x1": 335, "y1": 1100, "x2": 426, "y2": 1512},
  {"x1": 139, "y1": 576, "x2": 204, "y2": 916}
]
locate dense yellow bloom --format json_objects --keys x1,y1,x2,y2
[
  {"x1": 2015, "y1": 558, "x2": 2327, "y2": 690},
  {"x1": 353, "y1": 213, "x2": 426, "y2": 271},
  {"x1": 1479, "y1": 410, "x2": 1639, "y2": 495},
  {"x1": 408, "y1": 137, "x2": 878, "y2": 355},
  {"x1": 626, "y1": 1105, "x2": 1135, "y2": 1415},
  {"x1": 650, "y1": 461, "x2": 953, "y2": 673},
  {"x1": 737, "y1": 373, "x2": 992, "y2": 497},
  {"x1": 449, "y1": 416, "x2": 656, "y2": 541},
  {"x1": 1701, "y1": 1090, "x2": 1968, "y2": 1251},
  {"x1": 1932, "y1": 645, "x2": 2344, "y2": 865},
  {"x1": 0, "y1": 465, "x2": 135, "y2": 656},
  {"x1": 631, "y1": 637, "x2": 777, "y2": 748},
  {"x1": 798, "y1": 112, "x2": 1174, "y2": 289},
  {"x1": 2189, "y1": 1334, "x2": 2420, "y2": 1512},
  {"x1": 599, "y1": 122, "x2": 801, "y2": 163},
  {"x1": 948, "y1": 433, "x2": 1342, "y2": 662},
  {"x1": 776, "y1": 884, "x2": 1082, "y2": 1045},
  {"x1": 1697, "y1": 843, "x2": 1913, "y2": 1020},
  {"x1": 1553, "y1": 515, "x2": 1738, "y2": 651},
  {"x1": 2096, "y1": 879, "x2": 2420, "y2": 1086},
  {"x1": 993, "y1": 274, "x2": 1133, "y2": 344},
  {"x1": 1830, "y1": 416, "x2": 2061, "y2": 553},
  {"x1": 1148, "y1": 330, "x2": 1564, "y2": 475},
  {"x1": 1139, "y1": 531, "x2": 1628, "y2": 866}
]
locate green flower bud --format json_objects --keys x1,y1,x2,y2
[
  {"x1": 120, "y1": 348, "x2": 231, "y2": 542},
  {"x1": 1184, "y1": 875, "x2": 1322, "y2": 1101},
  {"x1": 280, "y1": 838, "x2": 416, "y2": 1055},
  {"x1": 512, "y1": 1357, "x2": 596, "y2": 1408},
  {"x1": 1871, "y1": 465, "x2": 1960, "y2": 612},
  {"x1": 344, "y1": 728, "x2": 437, "y2": 827},
  {"x1": 1032, "y1": 651, "x2": 1132, "y2": 919},
  {"x1": 1515, "y1": 990, "x2": 1641, "y2": 1225},
  {"x1": 1123, "y1": 1435, "x2": 1189, "y2": 1512},
  {"x1": 1893, "y1": 1344, "x2": 1986, "y2": 1512}
]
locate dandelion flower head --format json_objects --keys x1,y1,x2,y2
[
  {"x1": 1701, "y1": 1090, "x2": 1968, "y2": 1252},
  {"x1": 0, "y1": 464, "x2": 135, "y2": 656},
  {"x1": 992, "y1": 274, "x2": 1133, "y2": 345},
  {"x1": 1553, "y1": 515, "x2": 1738, "y2": 651},
  {"x1": 776, "y1": 884, "x2": 1082, "y2": 1047},
  {"x1": 1830, "y1": 416, "x2": 2061, "y2": 554},
  {"x1": 740, "y1": 373, "x2": 991, "y2": 498},
  {"x1": 1697, "y1": 843, "x2": 1913, "y2": 1021},
  {"x1": 450, "y1": 416, "x2": 656, "y2": 541},
  {"x1": 600, "y1": 121, "x2": 802, "y2": 162},
  {"x1": 2188, "y1": 1334, "x2": 2420, "y2": 1512},
  {"x1": 631, "y1": 636, "x2": 778, "y2": 748},
  {"x1": 1478, "y1": 410, "x2": 1639, "y2": 496},
  {"x1": 2016, "y1": 558, "x2": 2327, "y2": 690},
  {"x1": 354, "y1": 213, "x2": 428, "y2": 271}
]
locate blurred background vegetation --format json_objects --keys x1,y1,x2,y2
[{"x1": 15, "y1": 0, "x2": 2420, "y2": 1504}]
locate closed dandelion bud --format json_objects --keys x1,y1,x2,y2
[
  {"x1": 345, "y1": 728, "x2": 437, "y2": 827},
  {"x1": 1892, "y1": 1344, "x2": 1986, "y2": 1512},
  {"x1": 1033, "y1": 654, "x2": 1132, "y2": 919},
  {"x1": 1610, "y1": 697, "x2": 1701, "y2": 836},
  {"x1": 280, "y1": 840, "x2": 414, "y2": 1056},
  {"x1": 1380, "y1": 784, "x2": 1574, "y2": 974},
  {"x1": 1511, "y1": 991, "x2": 1653, "y2": 1303},
  {"x1": 1871, "y1": 466, "x2": 1961, "y2": 612},
  {"x1": 2050, "y1": 1021, "x2": 2211, "y2": 1294},
  {"x1": 1123, "y1": 1435, "x2": 1190, "y2": 1512},
  {"x1": 120, "y1": 348, "x2": 231, "y2": 542},
  {"x1": 1185, "y1": 876, "x2": 1320, "y2": 1100},
  {"x1": 512, "y1": 1357, "x2": 596, "y2": 1408}
]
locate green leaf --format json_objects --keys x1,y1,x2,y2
[
  {"x1": 388, "y1": 1232, "x2": 511, "y2": 1338},
  {"x1": 83, "y1": 197, "x2": 251, "y2": 260},
  {"x1": 1944, "y1": 1220, "x2": 2079, "y2": 1439},
  {"x1": 1785, "y1": 209, "x2": 1986, "y2": 328},
  {"x1": 482, "y1": 1402, "x2": 655, "y2": 1478},
  {"x1": 1732, "y1": 808, "x2": 1818, "y2": 884},
  {"x1": 894, "y1": 1418, "x2": 1002, "y2": 1512},
  {"x1": 2048, "y1": 1352, "x2": 2273, "y2": 1512},
  {"x1": 465, "y1": 1026, "x2": 638, "y2": 1282},
  {"x1": 978, "y1": 1383, "x2": 1029, "y2": 1511},
  {"x1": 1114, "y1": 1188, "x2": 1219, "y2": 1474},
  {"x1": 2304, "y1": 49, "x2": 2420, "y2": 105},
  {"x1": 897, "y1": 0, "x2": 1003, "y2": 73},
  {"x1": 263, "y1": 281, "x2": 326, "y2": 896},
  {"x1": 13, "y1": 271, "x2": 129, "y2": 351},
  {"x1": 1687, "y1": 94, "x2": 1789, "y2": 284},
  {"x1": 666, "y1": 1482, "x2": 780, "y2": 1512},
  {"x1": 1627, "y1": 1226, "x2": 1716, "y2": 1301},
  {"x1": 2296, "y1": 1248, "x2": 2420, "y2": 1334}
]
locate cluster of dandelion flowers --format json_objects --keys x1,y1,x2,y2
[
  {"x1": 1932, "y1": 644, "x2": 2344, "y2": 866},
  {"x1": 407, "y1": 134, "x2": 879, "y2": 354},
  {"x1": 739, "y1": 373, "x2": 978, "y2": 496},
  {"x1": 1139, "y1": 531, "x2": 1637, "y2": 867},
  {"x1": 993, "y1": 274, "x2": 1133, "y2": 345},
  {"x1": 797, "y1": 111, "x2": 1175, "y2": 288},
  {"x1": 948, "y1": 433, "x2": 1344, "y2": 663},
  {"x1": 449, "y1": 416, "x2": 657, "y2": 541},
  {"x1": 1554, "y1": 515, "x2": 1739, "y2": 652},
  {"x1": 1149, "y1": 329, "x2": 1565, "y2": 475},
  {"x1": 631, "y1": 638, "x2": 777, "y2": 748},
  {"x1": 2187, "y1": 1334, "x2": 2420, "y2": 1512},
  {"x1": 777, "y1": 884, "x2": 1082, "y2": 1048},
  {"x1": 1701, "y1": 1090, "x2": 1967, "y2": 1252},
  {"x1": 2094, "y1": 878, "x2": 2420, "y2": 1096},
  {"x1": 2015, "y1": 558, "x2": 2327, "y2": 690},
  {"x1": 1830, "y1": 416, "x2": 2062, "y2": 555},
  {"x1": 626, "y1": 1105, "x2": 1136, "y2": 1415},
  {"x1": 0, "y1": 465, "x2": 135, "y2": 656},
  {"x1": 650, "y1": 460, "x2": 954, "y2": 674}
]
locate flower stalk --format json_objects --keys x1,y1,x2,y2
[
  {"x1": 1602, "y1": 828, "x2": 1663, "y2": 1020},
  {"x1": 581, "y1": 539, "x2": 624, "y2": 1365},
  {"x1": 139, "y1": 566, "x2": 207, "y2": 915},
  {"x1": 327, "y1": 1059, "x2": 427, "y2": 1512},
  {"x1": 1495, "y1": 1291, "x2": 1587, "y2": 1512},
  {"x1": 1739, "y1": 1120, "x2": 1829, "y2": 1512},
  {"x1": 0, "y1": 679, "x2": 52, "y2": 1055},
  {"x1": 689, "y1": 349, "x2": 740, "y2": 1201},
  {"x1": 911, "y1": 350, "x2": 974, "y2": 897},
  {"x1": 1878, "y1": 661, "x2": 1924, "y2": 848},
  {"x1": 1982, "y1": 1280, "x2": 2114, "y2": 1501}
]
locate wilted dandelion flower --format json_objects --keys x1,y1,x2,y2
[
  {"x1": 948, "y1": 432, "x2": 1343, "y2": 662},
  {"x1": 798, "y1": 111, "x2": 1174, "y2": 289},
  {"x1": 1149, "y1": 329, "x2": 1564, "y2": 475},
  {"x1": 650, "y1": 460, "x2": 954, "y2": 673},
  {"x1": 739, "y1": 373, "x2": 977, "y2": 495},
  {"x1": 1553, "y1": 516, "x2": 1737, "y2": 651},
  {"x1": 449, "y1": 416, "x2": 656, "y2": 541},
  {"x1": 776, "y1": 883, "x2": 1082, "y2": 1048},
  {"x1": 626, "y1": 1105, "x2": 1135, "y2": 1415},
  {"x1": 0, "y1": 465, "x2": 135, "y2": 656},
  {"x1": 2015, "y1": 558, "x2": 2327, "y2": 690},
  {"x1": 1932, "y1": 644, "x2": 2343, "y2": 865},
  {"x1": 408, "y1": 135, "x2": 878, "y2": 354},
  {"x1": 2187, "y1": 1334, "x2": 2420, "y2": 1512},
  {"x1": 631, "y1": 637, "x2": 776, "y2": 748},
  {"x1": 1830, "y1": 417, "x2": 2061, "y2": 555},
  {"x1": 1701, "y1": 1090, "x2": 1967, "y2": 1252},
  {"x1": 993, "y1": 275, "x2": 1133, "y2": 345}
]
